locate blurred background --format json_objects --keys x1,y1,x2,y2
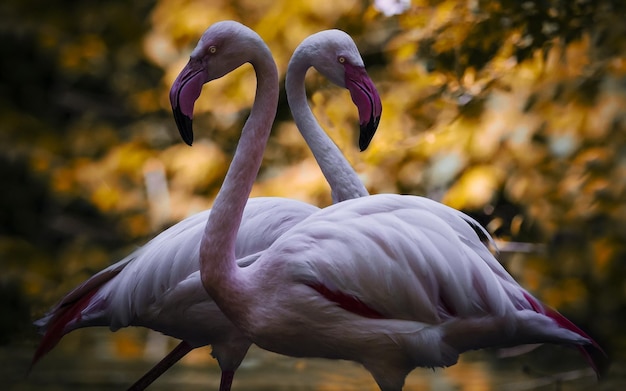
[{"x1": 1, "y1": 0, "x2": 624, "y2": 389}]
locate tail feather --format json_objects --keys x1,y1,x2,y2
[
  {"x1": 30, "y1": 262, "x2": 128, "y2": 371},
  {"x1": 30, "y1": 289, "x2": 100, "y2": 371},
  {"x1": 542, "y1": 304, "x2": 609, "y2": 379},
  {"x1": 580, "y1": 343, "x2": 611, "y2": 379},
  {"x1": 522, "y1": 291, "x2": 609, "y2": 378}
]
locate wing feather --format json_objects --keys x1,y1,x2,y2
[{"x1": 281, "y1": 194, "x2": 520, "y2": 324}]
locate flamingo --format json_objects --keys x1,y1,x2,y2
[
  {"x1": 172, "y1": 21, "x2": 607, "y2": 391},
  {"x1": 31, "y1": 28, "x2": 382, "y2": 390}
]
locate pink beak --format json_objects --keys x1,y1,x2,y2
[
  {"x1": 343, "y1": 63, "x2": 382, "y2": 151},
  {"x1": 169, "y1": 60, "x2": 208, "y2": 146}
]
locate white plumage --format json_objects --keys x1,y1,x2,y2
[
  {"x1": 33, "y1": 198, "x2": 317, "y2": 390},
  {"x1": 32, "y1": 25, "x2": 383, "y2": 391},
  {"x1": 172, "y1": 21, "x2": 606, "y2": 391}
]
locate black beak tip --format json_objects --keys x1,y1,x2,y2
[
  {"x1": 173, "y1": 106, "x2": 194, "y2": 146},
  {"x1": 358, "y1": 116, "x2": 380, "y2": 152}
]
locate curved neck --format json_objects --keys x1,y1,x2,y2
[
  {"x1": 199, "y1": 46, "x2": 279, "y2": 304},
  {"x1": 286, "y1": 56, "x2": 369, "y2": 203}
]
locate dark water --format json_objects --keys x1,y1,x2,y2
[{"x1": 4, "y1": 328, "x2": 622, "y2": 391}]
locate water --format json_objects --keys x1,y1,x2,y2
[{"x1": 3, "y1": 328, "x2": 622, "y2": 390}]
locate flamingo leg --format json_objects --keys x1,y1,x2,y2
[
  {"x1": 219, "y1": 369, "x2": 235, "y2": 391},
  {"x1": 126, "y1": 340, "x2": 193, "y2": 391}
]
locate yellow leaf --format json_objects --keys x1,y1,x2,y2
[{"x1": 442, "y1": 165, "x2": 501, "y2": 210}]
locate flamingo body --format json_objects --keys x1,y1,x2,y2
[
  {"x1": 170, "y1": 21, "x2": 606, "y2": 391},
  {"x1": 230, "y1": 194, "x2": 596, "y2": 357},
  {"x1": 33, "y1": 25, "x2": 383, "y2": 391},
  {"x1": 207, "y1": 194, "x2": 606, "y2": 391},
  {"x1": 34, "y1": 197, "x2": 318, "y2": 364}
]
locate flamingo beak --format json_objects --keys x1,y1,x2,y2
[
  {"x1": 343, "y1": 63, "x2": 382, "y2": 151},
  {"x1": 170, "y1": 60, "x2": 207, "y2": 146}
]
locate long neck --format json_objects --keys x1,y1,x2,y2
[
  {"x1": 286, "y1": 57, "x2": 369, "y2": 203},
  {"x1": 199, "y1": 47, "x2": 279, "y2": 305}
]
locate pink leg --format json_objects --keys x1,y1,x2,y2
[{"x1": 126, "y1": 341, "x2": 193, "y2": 391}]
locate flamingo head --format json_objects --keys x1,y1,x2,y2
[
  {"x1": 169, "y1": 21, "x2": 268, "y2": 145},
  {"x1": 297, "y1": 30, "x2": 382, "y2": 151}
]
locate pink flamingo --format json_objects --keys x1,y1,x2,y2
[
  {"x1": 31, "y1": 28, "x2": 382, "y2": 391},
  {"x1": 172, "y1": 21, "x2": 607, "y2": 391}
]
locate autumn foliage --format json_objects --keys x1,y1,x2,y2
[{"x1": 1, "y1": 0, "x2": 624, "y2": 359}]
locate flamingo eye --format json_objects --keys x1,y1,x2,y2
[
  {"x1": 209, "y1": 46, "x2": 217, "y2": 54},
  {"x1": 338, "y1": 56, "x2": 346, "y2": 64}
]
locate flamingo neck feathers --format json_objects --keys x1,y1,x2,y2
[
  {"x1": 286, "y1": 51, "x2": 368, "y2": 203},
  {"x1": 199, "y1": 43, "x2": 279, "y2": 305}
]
